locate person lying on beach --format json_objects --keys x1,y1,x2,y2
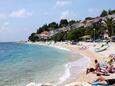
[
  {"x1": 92, "y1": 76, "x2": 115, "y2": 86},
  {"x1": 86, "y1": 59, "x2": 107, "y2": 73},
  {"x1": 86, "y1": 68, "x2": 109, "y2": 76},
  {"x1": 86, "y1": 59, "x2": 114, "y2": 75},
  {"x1": 101, "y1": 59, "x2": 115, "y2": 73},
  {"x1": 87, "y1": 64, "x2": 115, "y2": 76}
]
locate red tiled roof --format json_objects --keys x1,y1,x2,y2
[{"x1": 40, "y1": 31, "x2": 49, "y2": 35}]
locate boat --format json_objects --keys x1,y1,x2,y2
[{"x1": 95, "y1": 44, "x2": 109, "y2": 52}]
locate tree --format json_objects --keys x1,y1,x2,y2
[
  {"x1": 41, "y1": 24, "x2": 49, "y2": 31},
  {"x1": 68, "y1": 20, "x2": 76, "y2": 25},
  {"x1": 67, "y1": 27, "x2": 85, "y2": 41},
  {"x1": 48, "y1": 22, "x2": 58, "y2": 30},
  {"x1": 108, "y1": 9, "x2": 112, "y2": 15},
  {"x1": 59, "y1": 19, "x2": 68, "y2": 27},
  {"x1": 36, "y1": 24, "x2": 49, "y2": 34},
  {"x1": 37, "y1": 27, "x2": 43, "y2": 34},
  {"x1": 29, "y1": 33, "x2": 39, "y2": 42},
  {"x1": 85, "y1": 17, "x2": 93, "y2": 20},
  {"x1": 108, "y1": 9, "x2": 115, "y2": 15},
  {"x1": 85, "y1": 26, "x2": 93, "y2": 35},
  {"x1": 92, "y1": 19, "x2": 104, "y2": 39},
  {"x1": 51, "y1": 31, "x2": 68, "y2": 42},
  {"x1": 52, "y1": 32, "x2": 63, "y2": 42},
  {"x1": 103, "y1": 17, "x2": 115, "y2": 36},
  {"x1": 111, "y1": 10, "x2": 115, "y2": 14},
  {"x1": 100, "y1": 10, "x2": 108, "y2": 17}
]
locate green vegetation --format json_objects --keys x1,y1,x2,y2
[
  {"x1": 100, "y1": 9, "x2": 115, "y2": 17},
  {"x1": 67, "y1": 27, "x2": 85, "y2": 41},
  {"x1": 59, "y1": 19, "x2": 68, "y2": 27},
  {"x1": 100, "y1": 10, "x2": 108, "y2": 17},
  {"x1": 29, "y1": 33, "x2": 39, "y2": 42},
  {"x1": 37, "y1": 24, "x2": 49, "y2": 34},
  {"x1": 103, "y1": 17, "x2": 115, "y2": 36},
  {"x1": 29, "y1": 9, "x2": 115, "y2": 42},
  {"x1": 52, "y1": 32, "x2": 65, "y2": 42},
  {"x1": 36, "y1": 19, "x2": 70, "y2": 34}
]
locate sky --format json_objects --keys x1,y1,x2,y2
[{"x1": 0, "y1": 0, "x2": 115, "y2": 42}]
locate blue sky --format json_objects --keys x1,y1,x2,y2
[{"x1": 0, "y1": 0, "x2": 115, "y2": 42}]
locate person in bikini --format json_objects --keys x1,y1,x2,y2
[{"x1": 86, "y1": 59, "x2": 109, "y2": 75}]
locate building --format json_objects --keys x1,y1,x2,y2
[
  {"x1": 38, "y1": 31, "x2": 49, "y2": 39},
  {"x1": 103, "y1": 30, "x2": 109, "y2": 39}
]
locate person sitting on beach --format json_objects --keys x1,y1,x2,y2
[
  {"x1": 94, "y1": 59, "x2": 111, "y2": 73},
  {"x1": 94, "y1": 59, "x2": 101, "y2": 71},
  {"x1": 107, "y1": 60, "x2": 115, "y2": 73},
  {"x1": 92, "y1": 76, "x2": 115, "y2": 86}
]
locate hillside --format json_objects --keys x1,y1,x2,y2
[{"x1": 28, "y1": 9, "x2": 115, "y2": 42}]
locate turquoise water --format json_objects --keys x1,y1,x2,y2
[{"x1": 0, "y1": 42, "x2": 82, "y2": 86}]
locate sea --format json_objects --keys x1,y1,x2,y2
[{"x1": 0, "y1": 42, "x2": 90, "y2": 86}]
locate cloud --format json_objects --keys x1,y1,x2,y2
[
  {"x1": 0, "y1": 22, "x2": 9, "y2": 31},
  {"x1": 10, "y1": 9, "x2": 32, "y2": 18},
  {"x1": 60, "y1": 10, "x2": 70, "y2": 19},
  {"x1": 0, "y1": 13, "x2": 7, "y2": 19},
  {"x1": 0, "y1": 9, "x2": 32, "y2": 19},
  {"x1": 56, "y1": 0, "x2": 72, "y2": 7},
  {"x1": 4, "y1": 22, "x2": 9, "y2": 25}
]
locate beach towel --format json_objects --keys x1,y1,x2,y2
[
  {"x1": 92, "y1": 84, "x2": 110, "y2": 86},
  {"x1": 92, "y1": 80, "x2": 111, "y2": 86}
]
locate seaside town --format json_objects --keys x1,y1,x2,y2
[
  {"x1": 0, "y1": 0, "x2": 115, "y2": 86},
  {"x1": 27, "y1": 9, "x2": 115, "y2": 86},
  {"x1": 28, "y1": 10, "x2": 115, "y2": 43}
]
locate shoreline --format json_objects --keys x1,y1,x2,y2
[
  {"x1": 26, "y1": 42, "x2": 91, "y2": 86},
  {"x1": 26, "y1": 41, "x2": 115, "y2": 86}
]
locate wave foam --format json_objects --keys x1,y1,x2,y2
[
  {"x1": 26, "y1": 57, "x2": 90, "y2": 86},
  {"x1": 58, "y1": 63, "x2": 71, "y2": 84},
  {"x1": 57, "y1": 56, "x2": 90, "y2": 85}
]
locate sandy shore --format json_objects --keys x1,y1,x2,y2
[
  {"x1": 26, "y1": 41, "x2": 115, "y2": 86},
  {"x1": 62, "y1": 42, "x2": 115, "y2": 86}
]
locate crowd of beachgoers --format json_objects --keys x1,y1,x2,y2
[{"x1": 26, "y1": 41, "x2": 115, "y2": 86}]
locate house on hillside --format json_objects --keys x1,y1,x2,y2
[
  {"x1": 38, "y1": 31, "x2": 49, "y2": 39},
  {"x1": 103, "y1": 30, "x2": 109, "y2": 40},
  {"x1": 49, "y1": 30, "x2": 56, "y2": 37}
]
